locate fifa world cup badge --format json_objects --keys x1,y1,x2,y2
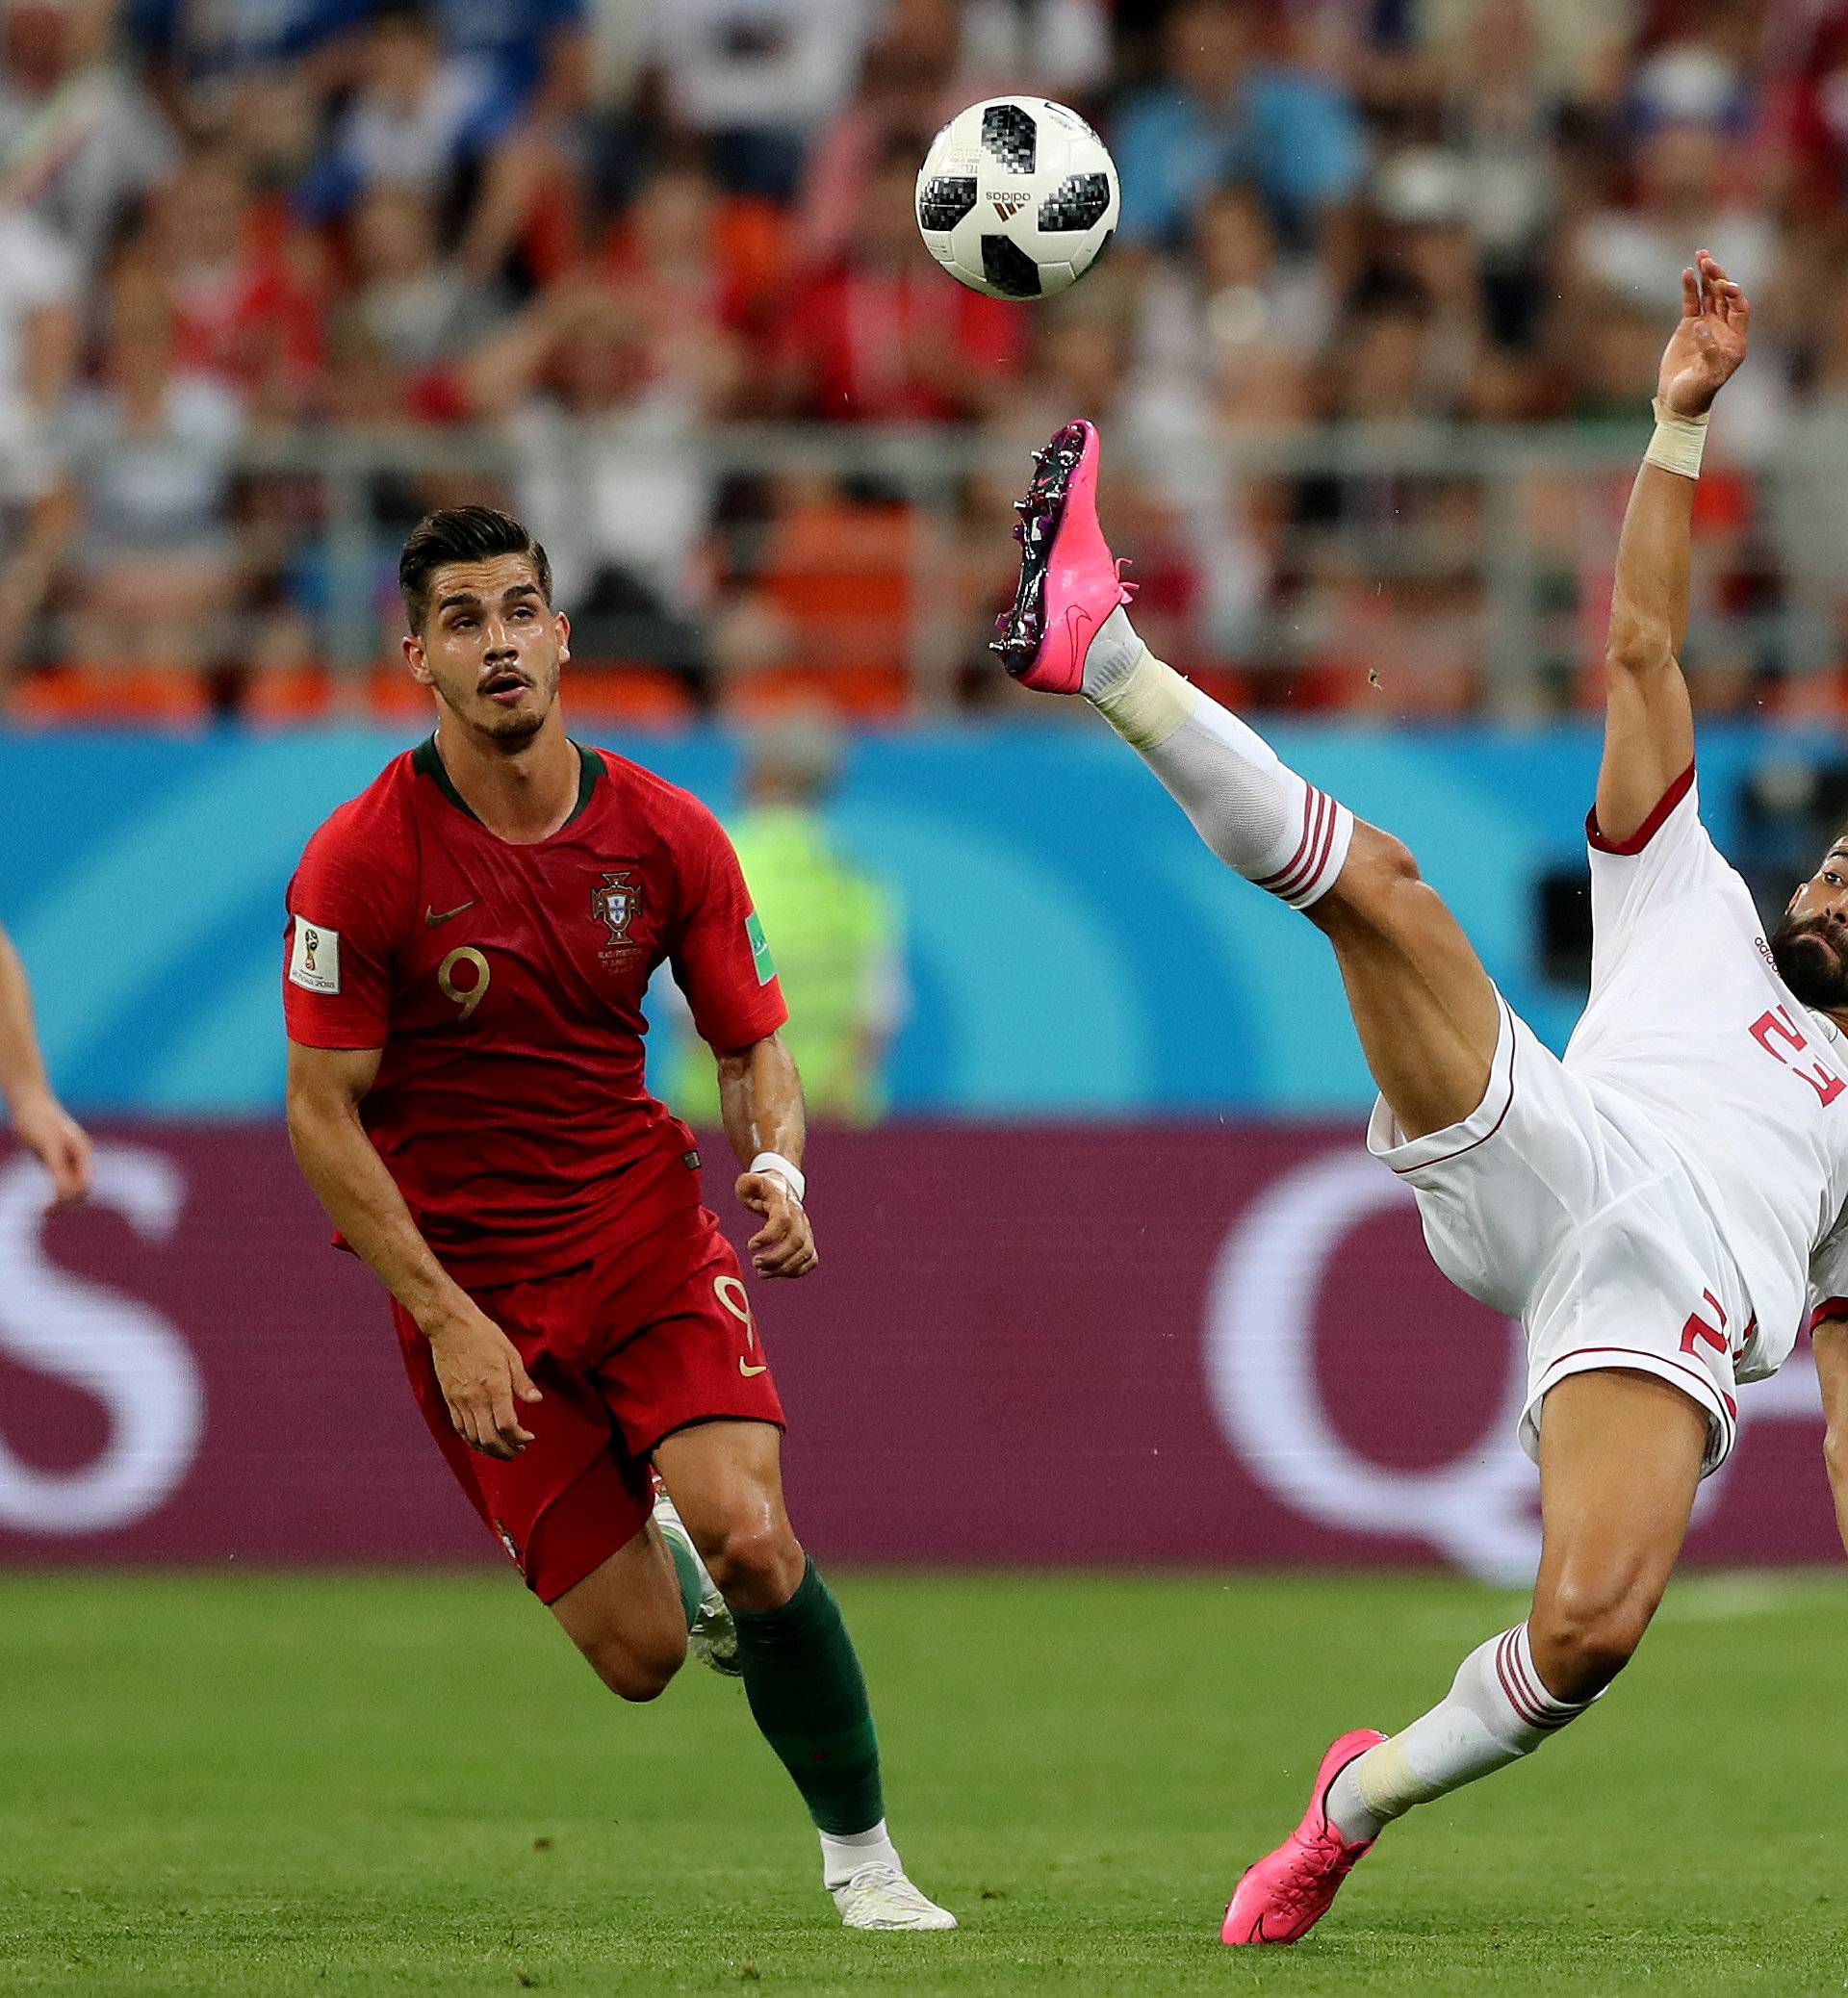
[{"x1": 288, "y1": 914, "x2": 342, "y2": 993}]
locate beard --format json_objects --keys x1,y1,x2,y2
[
  {"x1": 1769, "y1": 913, "x2": 1848, "y2": 1011},
  {"x1": 435, "y1": 657, "x2": 558, "y2": 748},
  {"x1": 476, "y1": 699, "x2": 548, "y2": 749}
]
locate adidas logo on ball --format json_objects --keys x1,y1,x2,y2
[{"x1": 989, "y1": 195, "x2": 1029, "y2": 220}]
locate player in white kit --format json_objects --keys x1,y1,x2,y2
[{"x1": 990, "y1": 252, "x2": 1848, "y2": 1941}]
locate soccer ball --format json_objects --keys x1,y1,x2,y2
[{"x1": 915, "y1": 96, "x2": 1120, "y2": 301}]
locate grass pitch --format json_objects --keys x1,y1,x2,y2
[{"x1": 1, "y1": 1569, "x2": 1845, "y2": 1995}]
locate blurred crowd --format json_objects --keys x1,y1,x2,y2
[{"x1": 10, "y1": 0, "x2": 1848, "y2": 723}]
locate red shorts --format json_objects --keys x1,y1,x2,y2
[{"x1": 393, "y1": 1209, "x2": 784, "y2": 1604}]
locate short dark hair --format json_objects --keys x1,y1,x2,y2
[{"x1": 399, "y1": 505, "x2": 552, "y2": 633}]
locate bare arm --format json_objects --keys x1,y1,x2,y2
[
  {"x1": 715, "y1": 1030, "x2": 817, "y2": 1279},
  {"x1": 1814, "y1": 1319, "x2": 1848, "y2": 1555},
  {"x1": 1596, "y1": 252, "x2": 1749, "y2": 846},
  {"x1": 285, "y1": 1040, "x2": 541, "y2": 1456},
  {"x1": 0, "y1": 921, "x2": 90, "y2": 1202}
]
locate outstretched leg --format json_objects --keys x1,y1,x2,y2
[
  {"x1": 1089, "y1": 625, "x2": 1502, "y2": 1140},
  {"x1": 994, "y1": 421, "x2": 1499, "y2": 1141}
]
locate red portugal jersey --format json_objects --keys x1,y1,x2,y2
[{"x1": 283, "y1": 737, "x2": 787, "y2": 1284}]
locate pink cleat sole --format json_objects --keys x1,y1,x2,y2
[
  {"x1": 991, "y1": 419, "x2": 1132, "y2": 692},
  {"x1": 1221, "y1": 1728, "x2": 1387, "y2": 1946}
]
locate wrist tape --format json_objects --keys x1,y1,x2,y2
[
  {"x1": 1645, "y1": 397, "x2": 1708, "y2": 479},
  {"x1": 750, "y1": 1150, "x2": 806, "y2": 1204}
]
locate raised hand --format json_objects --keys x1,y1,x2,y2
[{"x1": 1659, "y1": 250, "x2": 1750, "y2": 419}]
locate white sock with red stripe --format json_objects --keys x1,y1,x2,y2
[
  {"x1": 1324, "y1": 1624, "x2": 1598, "y2": 1844},
  {"x1": 1084, "y1": 609, "x2": 1352, "y2": 910}
]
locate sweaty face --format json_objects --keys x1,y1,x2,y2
[
  {"x1": 409, "y1": 554, "x2": 567, "y2": 749},
  {"x1": 1771, "y1": 838, "x2": 1848, "y2": 1012}
]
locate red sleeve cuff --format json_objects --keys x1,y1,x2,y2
[
  {"x1": 1810, "y1": 1298, "x2": 1848, "y2": 1336},
  {"x1": 1586, "y1": 761, "x2": 1697, "y2": 855},
  {"x1": 697, "y1": 992, "x2": 788, "y2": 1054}
]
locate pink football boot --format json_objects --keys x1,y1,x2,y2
[
  {"x1": 991, "y1": 419, "x2": 1133, "y2": 692},
  {"x1": 1221, "y1": 1729, "x2": 1388, "y2": 1946}
]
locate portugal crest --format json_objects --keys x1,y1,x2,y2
[{"x1": 593, "y1": 868, "x2": 640, "y2": 947}]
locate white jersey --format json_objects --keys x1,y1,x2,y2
[{"x1": 1563, "y1": 770, "x2": 1848, "y2": 1377}]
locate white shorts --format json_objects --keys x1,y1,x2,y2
[{"x1": 1367, "y1": 995, "x2": 1749, "y2": 1474}]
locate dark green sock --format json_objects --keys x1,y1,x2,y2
[
  {"x1": 661, "y1": 1529, "x2": 704, "y2": 1630},
  {"x1": 732, "y1": 1558, "x2": 884, "y2": 1835}
]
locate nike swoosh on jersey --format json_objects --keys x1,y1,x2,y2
[
  {"x1": 424, "y1": 901, "x2": 477, "y2": 926},
  {"x1": 738, "y1": 1359, "x2": 770, "y2": 1377}
]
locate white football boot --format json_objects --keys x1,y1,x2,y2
[
  {"x1": 651, "y1": 1488, "x2": 740, "y2": 1678},
  {"x1": 833, "y1": 1863, "x2": 959, "y2": 1932}
]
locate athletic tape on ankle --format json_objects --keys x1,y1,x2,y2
[
  {"x1": 1093, "y1": 650, "x2": 1199, "y2": 751},
  {"x1": 1644, "y1": 397, "x2": 1708, "y2": 479},
  {"x1": 1354, "y1": 1736, "x2": 1448, "y2": 1819},
  {"x1": 750, "y1": 1150, "x2": 806, "y2": 1204}
]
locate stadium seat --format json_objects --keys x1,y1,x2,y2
[
  {"x1": 762, "y1": 499, "x2": 915, "y2": 679},
  {"x1": 561, "y1": 665, "x2": 698, "y2": 727},
  {"x1": 5, "y1": 664, "x2": 213, "y2": 726},
  {"x1": 368, "y1": 665, "x2": 437, "y2": 722},
  {"x1": 242, "y1": 665, "x2": 335, "y2": 724},
  {"x1": 721, "y1": 663, "x2": 911, "y2": 722}
]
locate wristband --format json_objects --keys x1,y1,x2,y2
[
  {"x1": 750, "y1": 1150, "x2": 806, "y2": 1204},
  {"x1": 1644, "y1": 397, "x2": 1708, "y2": 480}
]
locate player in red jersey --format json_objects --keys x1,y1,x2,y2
[{"x1": 282, "y1": 505, "x2": 953, "y2": 1933}]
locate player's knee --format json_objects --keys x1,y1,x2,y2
[
  {"x1": 1348, "y1": 823, "x2": 1423, "y2": 895},
  {"x1": 1321, "y1": 822, "x2": 1424, "y2": 930},
  {"x1": 701, "y1": 1516, "x2": 806, "y2": 1611},
  {"x1": 1530, "y1": 1577, "x2": 1656, "y2": 1700},
  {"x1": 604, "y1": 1653, "x2": 680, "y2": 1703},
  {"x1": 580, "y1": 1626, "x2": 685, "y2": 1703}
]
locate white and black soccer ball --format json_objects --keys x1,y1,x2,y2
[{"x1": 915, "y1": 96, "x2": 1119, "y2": 301}]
